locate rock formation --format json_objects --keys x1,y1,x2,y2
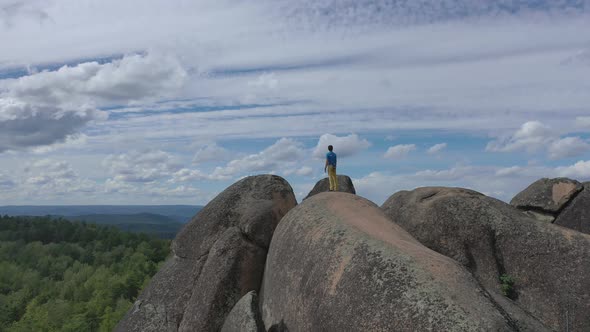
[
  {"x1": 115, "y1": 175, "x2": 297, "y2": 332},
  {"x1": 510, "y1": 178, "x2": 583, "y2": 222},
  {"x1": 261, "y1": 192, "x2": 546, "y2": 331},
  {"x1": 382, "y1": 187, "x2": 590, "y2": 332},
  {"x1": 510, "y1": 178, "x2": 590, "y2": 234},
  {"x1": 303, "y1": 175, "x2": 355, "y2": 200},
  {"x1": 554, "y1": 182, "x2": 590, "y2": 234},
  {"x1": 221, "y1": 291, "x2": 265, "y2": 332},
  {"x1": 116, "y1": 175, "x2": 590, "y2": 331}
]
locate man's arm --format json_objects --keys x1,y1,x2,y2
[{"x1": 324, "y1": 158, "x2": 328, "y2": 172}]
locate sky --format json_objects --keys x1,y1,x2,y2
[{"x1": 0, "y1": 0, "x2": 589, "y2": 206}]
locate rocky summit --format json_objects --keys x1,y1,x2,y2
[
  {"x1": 303, "y1": 174, "x2": 356, "y2": 200},
  {"x1": 117, "y1": 176, "x2": 590, "y2": 332},
  {"x1": 262, "y1": 192, "x2": 529, "y2": 331}
]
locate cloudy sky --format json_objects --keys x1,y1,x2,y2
[{"x1": 1, "y1": 0, "x2": 589, "y2": 205}]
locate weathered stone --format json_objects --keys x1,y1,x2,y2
[
  {"x1": 116, "y1": 175, "x2": 297, "y2": 332},
  {"x1": 555, "y1": 182, "x2": 590, "y2": 234},
  {"x1": 261, "y1": 192, "x2": 535, "y2": 331},
  {"x1": 303, "y1": 175, "x2": 355, "y2": 200},
  {"x1": 221, "y1": 291, "x2": 265, "y2": 332},
  {"x1": 510, "y1": 178, "x2": 583, "y2": 214},
  {"x1": 178, "y1": 227, "x2": 266, "y2": 331},
  {"x1": 382, "y1": 187, "x2": 590, "y2": 332}
]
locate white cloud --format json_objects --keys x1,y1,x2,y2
[
  {"x1": 312, "y1": 133, "x2": 371, "y2": 158},
  {"x1": 103, "y1": 150, "x2": 181, "y2": 183},
  {"x1": 10, "y1": 53, "x2": 186, "y2": 105},
  {"x1": 0, "y1": 53, "x2": 186, "y2": 152},
  {"x1": 192, "y1": 142, "x2": 230, "y2": 164},
  {"x1": 548, "y1": 136, "x2": 590, "y2": 160},
  {"x1": 427, "y1": 143, "x2": 447, "y2": 154},
  {"x1": 295, "y1": 166, "x2": 313, "y2": 176},
  {"x1": 170, "y1": 168, "x2": 230, "y2": 182},
  {"x1": 487, "y1": 121, "x2": 590, "y2": 160},
  {"x1": 213, "y1": 138, "x2": 306, "y2": 178},
  {"x1": 556, "y1": 160, "x2": 590, "y2": 179},
  {"x1": 384, "y1": 144, "x2": 416, "y2": 159},
  {"x1": 486, "y1": 121, "x2": 554, "y2": 153},
  {"x1": 21, "y1": 159, "x2": 97, "y2": 195}
]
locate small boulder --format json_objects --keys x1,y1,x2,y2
[
  {"x1": 221, "y1": 291, "x2": 265, "y2": 332},
  {"x1": 382, "y1": 187, "x2": 590, "y2": 332},
  {"x1": 510, "y1": 178, "x2": 583, "y2": 214},
  {"x1": 554, "y1": 182, "x2": 590, "y2": 234},
  {"x1": 115, "y1": 175, "x2": 297, "y2": 332},
  {"x1": 303, "y1": 175, "x2": 355, "y2": 200},
  {"x1": 261, "y1": 192, "x2": 537, "y2": 331}
]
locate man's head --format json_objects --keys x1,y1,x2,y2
[{"x1": 328, "y1": 145, "x2": 333, "y2": 151}]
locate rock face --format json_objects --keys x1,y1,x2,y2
[
  {"x1": 115, "y1": 175, "x2": 297, "y2": 332},
  {"x1": 511, "y1": 178, "x2": 590, "y2": 234},
  {"x1": 555, "y1": 182, "x2": 590, "y2": 234},
  {"x1": 221, "y1": 291, "x2": 264, "y2": 332},
  {"x1": 303, "y1": 175, "x2": 355, "y2": 200},
  {"x1": 510, "y1": 178, "x2": 583, "y2": 215},
  {"x1": 261, "y1": 192, "x2": 541, "y2": 331},
  {"x1": 382, "y1": 187, "x2": 590, "y2": 332}
]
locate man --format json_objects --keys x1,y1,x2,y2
[{"x1": 324, "y1": 145, "x2": 338, "y2": 191}]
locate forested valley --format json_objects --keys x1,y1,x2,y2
[{"x1": 0, "y1": 215, "x2": 170, "y2": 331}]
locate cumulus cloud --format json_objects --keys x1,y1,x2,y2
[
  {"x1": 295, "y1": 166, "x2": 313, "y2": 176},
  {"x1": 103, "y1": 150, "x2": 181, "y2": 183},
  {"x1": 312, "y1": 134, "x2": 371, "y2": 158},
  {"x1": 0, "y1": 99, "x2": 105, "y2": 152},
  {"x1": 486, "y1": 121, "x2": 553, "y2": 153},
  {"x1": 0, "y1": 53, "x2": 186, "y2": 152},
  {"x1": 192, "y1": 142, "x2": 230, "y2": 164},
  {"x1": 213, "y1": 138, "x2": 306, "y2": 178},
  {"x1": 170, "y1": 168, "x2": 230, "y2": 182},
  {"x1": 556, "y1": 160, "x2": 590, "y2": 179},
  {"x1": 548, "y1": 136, "x2": 590, "y2": 160},
  {"x1": 384, "y1": 144, "x2": 416, "y2": 159},
  {"x1": 427, "y1": 143, "x2": 447, "y2": 154},
  {"x1": 11, "y1": 53, "x2": 186, "y2": 105},
  {"x1": 487, "y1": 121, "x2": 590, "y2": 160},
  {"x1": 21, "y1": 159, "x2": 97, "y2": 195}
]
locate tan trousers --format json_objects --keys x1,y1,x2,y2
[{"x1": 328, "y1": 165, "x2": 338, "y2": 191}]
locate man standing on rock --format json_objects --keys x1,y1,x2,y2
[{"x1": 324, "y1": 145, "x2": 338, "y2": 191}]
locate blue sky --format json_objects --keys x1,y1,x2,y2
[{"x1": 1, "y1": 0, "x2": 589, "y2": 205}]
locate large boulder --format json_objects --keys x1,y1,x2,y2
[
  {"x1": 116, "y1": 175, "x2": 297, "y2": 332},
  {"x1": 382, "y1": 187, "x2": 590, "y2": 332},
  {"x1": 510, "y1": 178, "x2": 583, "y2": 217},
  {"x1": 303, "y1": 175, "x2": 355, "y2": 200},
  {"x1": 261, "y1": 192, "x2": 544, "y2": 331},
  {"x1": 221, "y1": 291, "x2": 265, "y2": 332},
  {"x1": 554, "y1": 182, "x2": 590, "y2": 234}
]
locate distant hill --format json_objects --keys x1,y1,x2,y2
[
  {"x1": 0, "y1": 205, "x2": 203, "y2": 239},
  {"x1": 0, "y1": 205, "x2": 202, "y2": 223},
  {"x1": 65, "y1": 213, "x2": 185, "y2": 239}
]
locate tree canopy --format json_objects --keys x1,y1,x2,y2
[{"x1": 0, "y1": 215, "x2": 170, "y2": 331}]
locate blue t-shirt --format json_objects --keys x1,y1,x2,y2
[{"x1": 326, "y1": 151, "x2": 337, "y2": 167}]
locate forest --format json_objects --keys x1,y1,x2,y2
[{"x1": 0, "y1": 215, "x2": 170, "y2": 331}]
